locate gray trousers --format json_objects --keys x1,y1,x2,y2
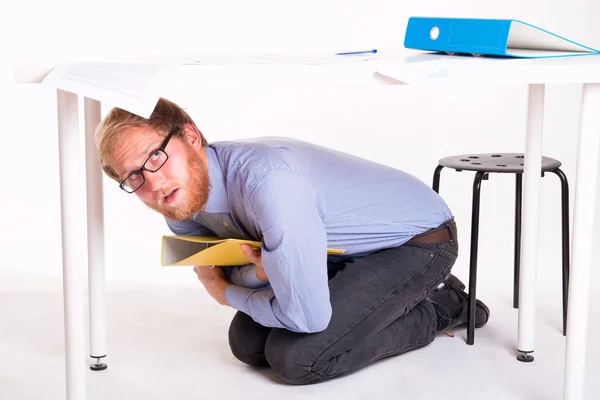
[{"x1": 228, "y1": 219, "x2": 459, "y2": 384}]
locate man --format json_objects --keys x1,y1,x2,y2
[{"x1": 95, "y1": 97, "x2": 490, "y2": 384}]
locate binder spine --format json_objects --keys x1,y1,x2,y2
[{"x1": 404, "y1": 17, "x2": 512, "y2": 56}]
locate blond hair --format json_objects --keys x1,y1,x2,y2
[{"x1": 94, "y1": 98, "x2": 208, "y2": 181}]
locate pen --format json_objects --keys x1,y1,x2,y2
[{"x1": 335, "y1": 49, "x2": 378, "y2": 56}]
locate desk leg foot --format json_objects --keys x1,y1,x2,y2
[
  {"x1": 90, "y1": 356, "x2": 107, "y2": 371},
  {"x1": 517, "y1": 350, "x2": 534, "y2": 363}
]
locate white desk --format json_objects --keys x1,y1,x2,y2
[{"x1": 13, "y1": 52, "x2": 600, "y2": 400}]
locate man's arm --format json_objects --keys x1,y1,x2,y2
[{"x1": 225, "y1": 169, "x2": 332, "y2": 333}]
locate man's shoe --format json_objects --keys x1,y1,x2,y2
[{"x1": 428, "y1": 274, "x2": 490, "y2": 331}]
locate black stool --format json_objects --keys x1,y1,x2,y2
[{"x1": 432, "y1": 153, "x2": 570, "y2": 345}]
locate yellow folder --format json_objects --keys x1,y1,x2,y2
[{"x1": 161, "y1": 235, "x2": 346, "y2": 266}]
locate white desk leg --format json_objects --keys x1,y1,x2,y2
[
  {"x1": 84, "y1": 97, "x2": 108, "y2": 371},
  {"x1": 57, "y1": 90, "x2": 87, "y2": 399},
  {"x1": 563, "y1": 83, "x2": 600, "y2": 400},
  {"x1": 517, "y1": 84, "x2": 545, "y2": 362}
]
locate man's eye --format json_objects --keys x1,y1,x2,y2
[
  {"x1": 150, "y1": 151, "x2": 161, "y2": 160},
  {"x1": 129, "y1": 172, "x2": 141, "y2": 181}
]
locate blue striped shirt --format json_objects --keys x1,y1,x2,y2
[{"x1": 166, "y1": 137, "x2": 453, "y2": 333}]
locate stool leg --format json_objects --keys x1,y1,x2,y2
[
  {"x1": 550, "y1": 168, "x2": 570, "y2": 336},
  {"x1": 514, "y1": 173, "x2": 523, "y2": 309},
  {"x1": 432, "y1": 165, "x2": 444, "y2": 193},
  {"x1": 467, "y1": 171, "x2": 486, "y2": 345}
]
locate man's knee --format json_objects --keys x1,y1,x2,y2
[
  {"x1": 264, "y1": 331, "x2": 323, "y2": 385},
  {"x1": 228, "y1": 312, "x2": 271, "y2": 367}
]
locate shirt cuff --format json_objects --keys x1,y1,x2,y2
[
  {"x1": 230, "y1": 264, "x2": 268, "y2": 288},
  {"x1": 225, "y1": 284, "x2": 254, "y2": 313}
]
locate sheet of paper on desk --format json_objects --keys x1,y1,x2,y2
[
  {"x1": 41, "y1": 62, "x2": 176, "y2": 118},
  {"x1": 182, "y1": 53, "x2": 340, "y2": 65},
  {"x1": 374, "y1": 57, "x2": 534, "y2": 84},
  {"x1": 176, "y1": 51, "x2": 400, "y2": 66}
]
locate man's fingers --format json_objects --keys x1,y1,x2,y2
[
  {"x1": 240, "y1": 244, "x2": 260, "y2": 263},
  {"x1": 240, "y1": 244, "x2": 253, "y2": 259},
  {"x1": 193, "y1": 265, "x2": 212, "y2": 276}
]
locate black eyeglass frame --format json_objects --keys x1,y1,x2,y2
[{"x1": 119, "y1": 126, "x2": 179, "y2": 193}]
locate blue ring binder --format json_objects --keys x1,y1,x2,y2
[{"x1": 404, "y1": 17, "x2": 600, "y2": 58}]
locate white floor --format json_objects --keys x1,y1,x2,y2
[{"x1": 1, "y1": 257, "x2": 599, "y2": 400}]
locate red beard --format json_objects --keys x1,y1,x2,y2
[{"x1": 145, "y1": 144, "x2": 210, "y2": 220}]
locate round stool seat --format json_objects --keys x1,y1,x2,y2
[{"x1": 439, "y1": 153, "x2": 562, "y2": 173}]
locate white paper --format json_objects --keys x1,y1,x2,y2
[
  {"x1": 42, "y1": 62, "x2": 175, "y2": 118},
  {"x1": 374, "y1": 61, "x2": 446, "y2": 84},
  {"x1": 176, "y1": 51, "x2": 396, "y2": 66},
  {"x1": 508, "y1": 21, "x2": 597, "y2": 55},
  {"x1": 375, "y1": 57, "x2": 535, "y2": 84}
]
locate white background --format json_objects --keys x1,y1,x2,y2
[
  {"x1": 6, "y1": 0, "x2": 600, "y2": 291},
  {"x1": 5, "y1": 2, "x2": 600, "y2": 398}
]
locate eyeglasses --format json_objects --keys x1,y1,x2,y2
[{"x1": 119, "y1": 127, "x2": 178, "y2": 193}]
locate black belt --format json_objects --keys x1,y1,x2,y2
[{"x1": 408, "y1": 223, "x2": 455, "y2": 244}]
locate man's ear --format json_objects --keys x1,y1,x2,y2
[{"x1": 181, "y1": 123, "x2": 202, "y2": 149}]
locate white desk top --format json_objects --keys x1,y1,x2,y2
[
  {"x1": 14, "y1": 50, "x2": 600, "y2": 86},
  {"x1": 13, "y1": 50, "x2": 600, "y2": 117}
]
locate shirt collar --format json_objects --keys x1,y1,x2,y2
[{"x1": 201, "y1": 146, "x2": 230, "y2": 214}]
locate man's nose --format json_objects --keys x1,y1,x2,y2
[{"x1": 145, "y1": 171, "x2": 165, "y2": 192}]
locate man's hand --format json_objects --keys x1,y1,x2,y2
[
  {"x1": 240, "y1": 244, "x2": 268, "y2": 283},
  {"x1": 193, "y1": 266, "x2": 230, "y2": 306}
]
